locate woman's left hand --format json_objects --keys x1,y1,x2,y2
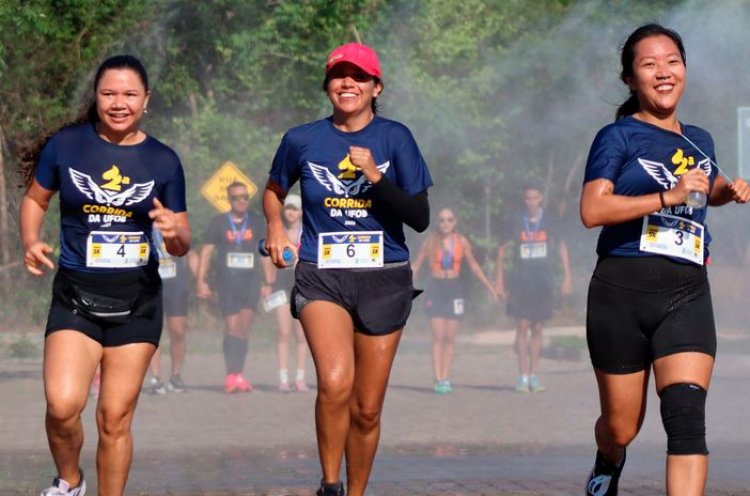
[
  {"x1": 727, "y1": 178, "x2": 750, "y2": 203},
  {"x1": 149, "y1": 198, "x2": 178, "y2": 237},
  {"x1": 349, "y1": 146, "x2": 382, "y2": 183}
]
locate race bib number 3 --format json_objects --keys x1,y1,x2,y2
[
  {"x1": 640, "y1": 213, "x2": 704, "y2": 265},
  {"x1": 86, "y1": 231, "x2": 149, "y2": 268},
  {"x1": 318, "y1": 231, "x2": 384, "y2": 269}
]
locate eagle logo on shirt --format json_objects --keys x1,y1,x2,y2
[
  {"x1": 308, "y1": 161, "x2": 390, "y2": 198},
  {"x1": 69, "y1": 168, "x2": 154, "y2": 206},
  {"x1": 638, "y1": 157, "x2": 711, "y2": 190}
]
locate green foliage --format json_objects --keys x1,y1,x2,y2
[{"x1": 0, "y1": 0, "x2": 697, "y2": 325}]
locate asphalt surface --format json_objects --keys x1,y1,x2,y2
[{"x1": 2, "y1": 323, "x2": 750, "y2": 495}]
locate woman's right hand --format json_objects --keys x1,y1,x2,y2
[
  {"x1": 265, "y1": 225, "x2": 297, "y2": 269},
  {"x1": 24, "y1": 240, "x2": 54, "y2": 276},
  {"x1": 665, "y1": 168, "x2": 709, "y2": 206}
]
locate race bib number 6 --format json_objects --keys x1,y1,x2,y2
[{"x1": 318, "y1": 231, "x2": 384, "y2": 269}]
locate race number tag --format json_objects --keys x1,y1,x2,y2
[
  {"x1": 227, "y1": 252, "x2": 254, "y2": 269},
  {"x1": 318, "y1": 231, "x2": 384, "y2": 269},
  {"x1": 86, "y1": 231, "x2": 149, "y2": 268},
  {"x1": 158, "y1": 259, "x2": 177, "y2": 279},
  {"x1": 263, "y1": 290, "x2": 288, "y2": 312},
  {"x1": 520, "y1": 242, "x2": 547, "y2": 259},
  {"x1": 640, "y1": 213, "x2": 704, "y2": 265},
  {"x1": 453, "y1": 298, "x2": 465, "y2": 316}
]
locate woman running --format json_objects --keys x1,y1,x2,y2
[
  {"x1": 20, "y1": 54, "x2": 190, "y2": 496},
  {"x1": 581, "y1": 24, "x2": 749, "y2": 495},
  {"x1": 262, "y1": 42, "x2": 432, "y2": 496}
]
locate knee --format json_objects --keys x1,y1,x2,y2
[
  {"x1": 597, "y1": 415, "x2": 639, "y2": 448},
  {"x1": 316, "y1": 373, "x2": 353, "y2": 407},
  {"x1": 46, "y1": 397, "x2": 85, "y2": 427},
  {"x1": 277, "y1": 328, "x2": 290, "y2": 342},
  {"x1": 350, "y1": 402, "x2": 382, "y2": 432},
  {"x1": 96, "y1": 406, "x2": 132, "y2": 439},
  {"x1": 659, "y1": 383, "x2": 708, "y2": 455}
]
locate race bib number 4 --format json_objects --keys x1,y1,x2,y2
[
  {"x1": 318, "y1": 231, "x2": 384, "y2": 269},
  {"x1": 86, "y1": 231, "x2": 149, "y2": 268},
  {"x1": 640, "y1": 213, "x2": 704, "y2": 265}
]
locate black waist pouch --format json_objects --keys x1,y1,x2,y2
[{"x1": 53, "y1": 268, "x2": 161, "y2": 324}]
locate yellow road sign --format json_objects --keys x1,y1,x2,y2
[{"x1": 200, "y1": 161, "x2": 257, "y2": 213}]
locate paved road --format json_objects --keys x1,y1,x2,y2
[{"x1": 2, "y1": 326, "x2": 749, "y2": 495}]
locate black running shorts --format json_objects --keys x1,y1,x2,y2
[
  {"x1": 506, "y1": 268, "x2": 555, "y2": 322},
  {"x1": 586, "y1": 256, "x2": 716, "y2": 374},
  {"x1": 162, "y1": 286, "x2": 189, "y2": 318},
  {"x1": 46, "y1": 268, "x2": 163, "y2": 347},
  {"x1": 292, "y1": 261, "x2": 417, "y2": 336},
  {"x1": 217, "y1": 278, "x2": 261, "y2": 317}
]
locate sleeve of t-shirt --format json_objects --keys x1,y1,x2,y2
[
  {"x1": 35, "y1": 137, "x2": 60, "y2": 191},
  {"x1": 268, "y1": 132, "x2": 301, "y2": 193},
  {"x1": 390, "y1": 124, "x2": 433, "y2": 195},
  {"x1": 583, "y1": 124, "x2": 627, "y2": 184},
  {"x1": 159, "y1": 153, "x2": 187, "y2": 213}
]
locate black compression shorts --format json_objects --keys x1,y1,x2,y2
[
  {"x1": 586, "y1": 256, "x2": 716, "y2": 374},
  {"x1": 291, "y1": 261, "x2": 417, "y2": 336}
]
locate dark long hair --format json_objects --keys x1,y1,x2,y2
[
  {"x1": 615, "y1": 23, "x2": 686, "y2": 120},
  {"x1": 19, "y1": 55, "x2": 149, "y2": 187}
]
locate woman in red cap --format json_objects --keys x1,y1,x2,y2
[{"x1": 262, "y1": 42, "x2": 432, "y2": 496}]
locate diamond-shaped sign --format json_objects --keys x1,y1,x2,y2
[{"x1": 200, "y1": 161, "x2": 257, "y2": 212}]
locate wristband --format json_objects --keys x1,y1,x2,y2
[{"x1": 659, "y1": 190, "x2": 666, "y2": 208}]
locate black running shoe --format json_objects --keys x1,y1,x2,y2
[
  {"x1": 585, "y1": 449, "x2": 625, "y2": 496},
  {"x1": 316, "y1": 480, "x2": 345, "y2": 496}
]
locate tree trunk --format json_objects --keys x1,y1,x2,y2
[
  {"x1": 0, "y1": 125, "x2": 10, "y2": 290},
  {"x1": 484, "y1": 181, "x2": 492, "y2": 267},
  {"x1": 0, "y1": 125, "x2": 8, "y2": 266}
]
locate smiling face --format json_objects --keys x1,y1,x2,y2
[
  {"x1": 95, "y1": 68, "x2": 150, "y2": 143},
  {"x1": 627, "y1": 34, "x2": 685, "y2": 120},
  {"x1": 437, "y1": 208, "x2": 457, "y2": 235},
  {"x1": 325, "y1": 62, "x2": 383, "y2": 119}
]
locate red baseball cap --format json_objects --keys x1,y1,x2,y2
[{"x1": 325, "y1": 43, "x2": 381, "y2": 79}]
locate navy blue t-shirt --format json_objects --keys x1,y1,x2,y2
[
  {"x1": 583, "y1": 116, "x2": 717, "y2": 260},
  {"x1": 269, "y1": 115, "x2": 433, "y2": 263},
  {"x1": 35, "y1": 123, "x2": 187, "y2": 272}
]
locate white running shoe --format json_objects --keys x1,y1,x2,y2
[{"x1": 40, "y1": 470, "x2": 86, "y2": 496}]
